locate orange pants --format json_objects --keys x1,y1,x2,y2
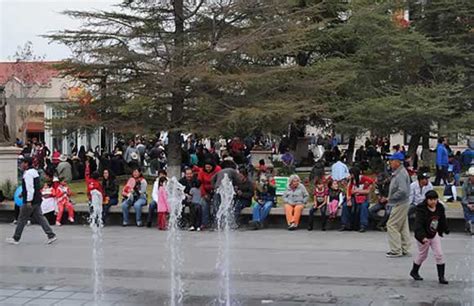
[{"x1": 284, "y1": 204, "x2": 304, "y2": 226}]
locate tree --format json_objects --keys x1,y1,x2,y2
[
  {"x1": 295, "y1": 1, "x2": 472, "y2": 161},
  {"x1": 46, "y1": 0, "x2": 349, "y2": 175}
]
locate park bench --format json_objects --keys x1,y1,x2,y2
[{"x1": 0, "y1": 200, "x2": 465, "y2": 219}]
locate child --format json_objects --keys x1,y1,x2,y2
[
  {"x1": 443, "y1": 174, "x2": 460, "y2": 202},
  {"x1": 157, "y1": 176, "x2": 169, "y2": 230},
  {"x1": 308, "y1": 178, "x2": 329, "y2": 231},
  {"x1": 189, "y1": 185, "x2": 202, "y2": 231},
  {"x1": 410, "y1": 190, "x2": 449, "y2": 284},
  {"x1": 53, "y1": 177, "x2": 75, "y2": 226},
  {"x1": 327, "y1": 179, "x2": 344, "y2": 221},
  {"x1": 41, "y1": 181, "x2": 57, "y2": 225}
]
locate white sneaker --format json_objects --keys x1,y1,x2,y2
[
  {"x1": 196, "y1": 227, "x2": 201, "y2": 232},
  {"x1": 68, "y1": 218, "x2": 75, "y2": 223},
  {"x1": 188, "y1": 226, "x2": 196, "y2": 231},
  {"x1": 11, "y1": 220, "x2": 17, "y2": 225},
  {"x1": 55, "y1": 221, "x2": 62, "y2": 226},
  {"x1": 6, "y1": 238, "x2": 19, "y2": 245},
  {"x1": 27, "y1": 220, "x2": 31, "y2": 226},
  {"x1": 46, "y1": 236, "x2": 57, "y2": 245}
]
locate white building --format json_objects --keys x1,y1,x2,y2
[{"x1": 0, "y1": 61, "x2": 107, "y2": 155}]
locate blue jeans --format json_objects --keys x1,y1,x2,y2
[
  {"x1": 147, "y1": 200, "x2": 157, "y2": 224},
  {"x1": 200, "y1": 197, "x2": 211, "y2": 227},
  {"x1": 252, "y1": 201, "x2": 273, "y2": 223},
  {"x1": 355, "y1": 200, "x2": 369, "y2": 228},
  {"x1": 462, "y1": 204, "x2": 474, "y2": 223},
  {"x1": 102, "y1": 197, "x2": 118, "y2": 223},
  {"x1": 122, "y1": 196, "x2": 147, "y2": 225},
  {"x1": 340, "y1": 200, "x2": 353, "y2": 228},
  {"x1": 234, "y1": 198, "x2": 251, "y2": 223}
]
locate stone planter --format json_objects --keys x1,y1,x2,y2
[{"x1": 0, "y1": 146, "x2": 21, "y2": 185}]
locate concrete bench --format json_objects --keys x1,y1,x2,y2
[{"x1": 0, "y1": 201, "x2": 465, "y2": 219}]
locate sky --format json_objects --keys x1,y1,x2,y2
[{"x1": 0, "y1": 0, "x2": 117, "y2": 61}]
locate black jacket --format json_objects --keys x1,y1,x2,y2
[
  {"x1": 102, "y1": 178, "x2": 119, "y2": 199},
  {"x1": 414, "y1": 201, "x2": 449, "y2": 243},
  {"x1": 179, "y1": 177, "x2": 201, "y2": 195},
  {"x1": 237, "y1": 179, "x2": 254, "y2": 201}
]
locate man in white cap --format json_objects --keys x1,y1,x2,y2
[
  {"x1": 57, "y1": 154, "x2": 72, "y2": 183},
  {"x1": 461, "y1": 167, "x2": 474, "y2": 234}
]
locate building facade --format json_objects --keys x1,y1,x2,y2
[{"x1": 0, "y1": 61, "x2": 107, "y2": 155}]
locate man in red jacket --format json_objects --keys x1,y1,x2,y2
[{"x1": 198, "y1": 160, "x2": 221, "y2": 228}]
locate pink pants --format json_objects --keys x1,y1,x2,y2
[
  {"x1": 414, "y1": 233, "x2": 444, "y2": 265},
  {"x1": 56, "y1": 201, "x2": 75, "y2": 223},
  {"x1": 328, "y1": 200, "x2": 339, "y2": 215}
]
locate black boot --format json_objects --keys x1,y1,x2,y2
[
  {"x1": 437, "y1": 264, "x2": 449, "y2": 284},
  {"x1": 409, "y1": 263, "x2": 423, "y2": 281}
]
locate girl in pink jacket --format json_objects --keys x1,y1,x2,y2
[{"x1": 157, "y1": 177, "x2": 169, "y2": 230}]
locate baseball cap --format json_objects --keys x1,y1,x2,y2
[
  {"x1": 389, "y1": 152, "x2": 405, "y2": 161},
  {"x1": 417, "y1": 172, "x2": 430, "y2": 180}
]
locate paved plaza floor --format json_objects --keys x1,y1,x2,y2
[{"x1": 0, "y1": 224, "x2": 473, "y2": 305}]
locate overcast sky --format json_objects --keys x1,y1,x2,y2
[{"x1": 0, "y1": 0, "x2": 117, "y2": 61}]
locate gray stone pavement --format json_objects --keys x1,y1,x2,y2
[{"x1": 0, "y1": 224, "x2": 473, "y2": 305}]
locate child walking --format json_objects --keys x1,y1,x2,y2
[
  {"x1": 410, "y1": 190, "x2": 449, "y2": 284},
  {"x1": 157, "y1": 177, "x2": 169, "y2": 230},
  {"x1": 308, "y1": 178, "x2": 328, "y2": 231}
]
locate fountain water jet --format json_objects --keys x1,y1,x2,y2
[
  {"x1": 89, "y1": 189, "x2": 103, "y2": 306},
  {"x1": 216, "y1": 174, "x2": 235, "y2": 306},
  {"x1": 166, "y1": 177, "x2": 186, "y2": 306}
]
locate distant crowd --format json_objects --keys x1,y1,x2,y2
[{"x1": 4, "y1": 134, "x2": 473, "y2": 237}]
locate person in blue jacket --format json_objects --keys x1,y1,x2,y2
[{"x1": 434, "y1": 137, "x2": 449, "y2": 186}]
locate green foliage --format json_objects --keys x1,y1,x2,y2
[
  {"x1": 0, "y1": 180, "x2": 16, "y2": 200},
  {"x1": 45, "y1": 0, "x2": 472, "y2": 160}
]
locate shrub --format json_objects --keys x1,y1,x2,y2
[{"x1": 0, "y1": 180, "x2": 16, "y2": 200}]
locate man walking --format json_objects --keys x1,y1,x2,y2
[
  {"x1": 386, "y1": 152, "x2": 411, "y2": 257},
  {"x1": 6, "y1": 157, "x2": 57, "y2": 245}
]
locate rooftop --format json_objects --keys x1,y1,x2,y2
[{"x1": 0, "y1": 61, "x2": 61, "y2": 85}]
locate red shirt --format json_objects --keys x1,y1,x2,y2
[
  {"x1": 85, "y1": 163, "x2": 103, "y2": 200},
  {"x1": 197, "y1": 165, "x2": 222, "y2": 196},
  {"x1": 348, "y1": 175, "x2": 374, "y2": 204}
]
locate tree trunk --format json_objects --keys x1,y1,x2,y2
[
  {"x1": 167, "y1": 130, "x2": 182, "y2": 178},
  {"x1": 421, "y1": 133, "x2": 432, "y2": 168},
  {"x1": 407, "y1": 133, "x2": 421, "y2": 159},
  {"x1": 346, "y1": 136, "x2": 356, "y2": 164},
  {"x1": 166, "y1": 0, "x2": 185, "y2": 179}
]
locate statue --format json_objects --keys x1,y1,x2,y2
[{"x1": 0, "y1": 86, "x2": 11, "y2": 145}]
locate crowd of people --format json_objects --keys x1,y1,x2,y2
[
  {"x1": 6, "y1": 134, "x2": 473, "y2": 237},
  {"x1": 5, "y1": 133, "x2": 474, "y2": 286}
]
